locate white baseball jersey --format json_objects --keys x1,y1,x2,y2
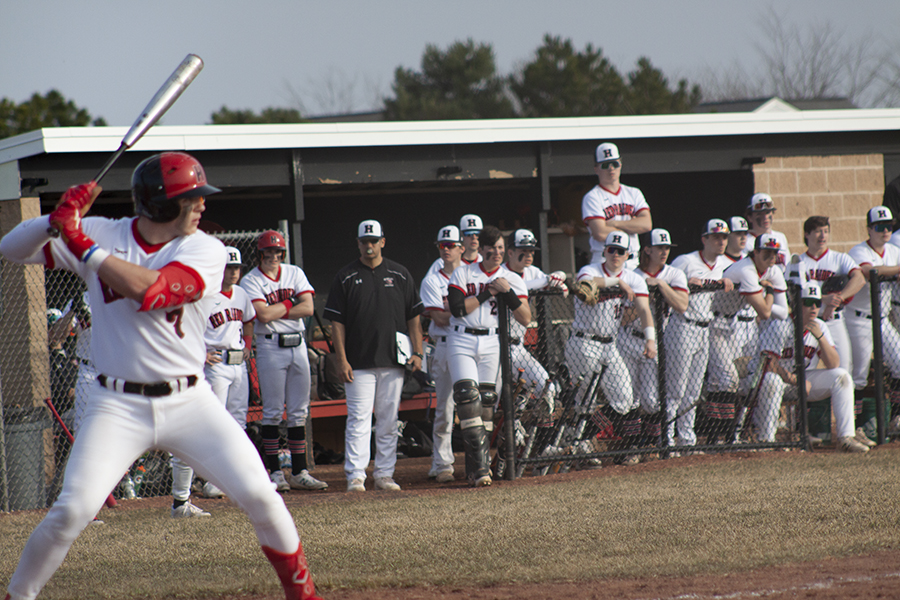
[
  {"x1": 45, "y1": 217, "x2": 225, "y2": 382},
  {"x1": 631, "y1": 263, "x2": 688, "y2": 330},
  {"x1": 420, "y1": 268, "x2": 453, "y2": 338},
  {"x1": 239, "y1": 264, "x2": 314, "y2": 335},
  {"x1": 205, "y1": 286, "x2": 256, "y2": 350},
  {"x1": 846, "y1": 241, "x2": 900, "y2": 313},
  {"x1": 776, "y1": 318, "x2": 835, "y2": 371},
  {"x1": 572, "y1": 263, "x2": 649, "y2": 336},
  {"x1": 745, "y1": 230, "x2": 790, "y2": 270},
  {"x1": 582, "y1": 183, "x2": 650, "y2": 258},
  {"x1": 720, "y1": 255, "x2": 787, "y2": 316},
  {"x1": 670, "y1": 251, "x2": 731, "y2": 322},
  {"x1": 448, "y1": 263, "x2": 528, "y2": 330},
  {"x1": 799, "y1": 249, "x2": 861, "y2": 303},
  {"x1": 504, "y1": 262, "x2": 550, "y2": 338},
  {"x1": 426, "y1": 254, "x2": 481, "y2": 279}
]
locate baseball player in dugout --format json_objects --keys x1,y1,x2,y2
[
  {"x1": 846, "y1": 207, "x2": 900, "y2": 421},
  {"x1": 622, "y1": 228, "x2": 688, "y2": 447},
  {"x1": 0, "y1": 152, "x2": 324, "y2": 600},
  {"x1": 324, "y1": 220, "x2": 424, "y2": 493},
  {"x1": 420, "y1": 225, "x2": 465, "y2": 483},
  {"x1": 447, "y1": 225, "x2": 530, "y2": 487},
  {"x1": 502, "y1": 229, "x2": 569, "y2": 410},
  {"x1": 425, "y1": 213, "x2": 483, "y2": 278},
  {"x1": 168, "y1": 245, "x2": 259, "y2": 511},
  {"x1": 239, "y1": 230, "x2": 328, "y2": 493},
  {"x1": 755, "y1": 282, "x2": 871, "y2": 452},
  {"x1": 744, "y1": 193, "x2": 791, "y2": 271},
  {"x1": 666, "y1": 219, "x2": 734, "y2": 449},
  {"x1": 566, "y1": 231, "x2": 656, "y2": 465},
  {"x1": 582, "y1": 142, "x2": 652, "y2": 269},
  {"x1": 798, "y1": 215, "x2": 866, "y2": 373}
]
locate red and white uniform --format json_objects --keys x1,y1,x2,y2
[
  {"x1": 755, "y1": 319, "x2": 855, "y2": 443},
  {"x1": 503, "y1": 263, "x2": 552, "y2": 388},
  {"x1": 618, "y1": 264, "x2": 687, "y2": 413},
  {"x1": 420, "y1": 267, "x2": 455, "y2": 474},
  {"x1": 846, "y1": 241, "x2": 900, "y2": 389},
  {"x1": 1, "y1": 215, "x2": 301, "y2": 600},
  {"x1": 566, "y1": 263, "x2": 648, "y2": 414},
  {"x1": 745, "y1": 230, "x2": 790, "y2": 271},
  {"x1": 204, "y1": 285, "x2": 256, "y2": 424},
  {"x1": 798, "y1": 249, "x2": 861, "y2": 371},
  {"x1": 240, "y1": 264, "x2": 315, "y2": 427},
  {"x1": 447, "y1": 262, "x2": 527, "y2": 385},
  {"x1": 665, "y1": 251, "x2": 731, "y2": 445},
  {"x1": 582, "y1": 183, "x2": 650, "y2": 268}
]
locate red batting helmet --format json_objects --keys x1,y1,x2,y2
[
  {"x1": 132, "y1": 152, "x2": 221, "y2": 223},
  {"x1": 258, "y1": 230, "x2": 286, "y2": 252}
]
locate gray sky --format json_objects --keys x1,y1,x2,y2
[{"x1": 3, "y1": 0, "x2": 898, "y2": 126}]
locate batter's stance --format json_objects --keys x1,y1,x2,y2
[{"x1": 0, "y1": 152, "x2": 322, "y2": 600}]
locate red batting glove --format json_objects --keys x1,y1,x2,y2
[
  {"x1": 56, "y1": 182, "x2": 98, "y2": 214},
  {"x1": 49, "y1": 184, "x2": 99, "y2": 260}
]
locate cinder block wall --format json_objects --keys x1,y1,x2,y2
[{"x1": 753, "y1": 154, "x2": 885, "y2": 254}]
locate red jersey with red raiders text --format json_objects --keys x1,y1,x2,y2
[
  {"x1": 42, "y1": 217, "x2": 225, "y2": 383},
  {"x1": 777, "y1": 318, "x2": 835, "y2": 371},
  {"x1": 448, "y1": 263, "x2": 528, "y2": 330},
  {"x1": 572, "y1": 263, "x2": 649, "y2": 337},
  {"x1": 239, "y1": 264, "x2": 314, "y2": 335},
  {"x1": 582, "y1": 183, "x2": 650, "y2": 258},
  {"x1": 204, "y1": 285, "x2": 256, "y2": 350}
]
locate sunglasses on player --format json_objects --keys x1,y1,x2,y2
[
  {"x1": 871, "y1": 223, "x2": 892, "y2": 232},
  {"x1": 606, "y1": 246, "x2": 627, "y2": 256},
  {"x1": 437, "y1": 242, "x2": 461, "y2": 249},
  {"x1": 802, "y1": 299, "x2": 822, "y2": 308},
  {"x1": 599, "y1": 160, "x2": 621, "y2": 170}
]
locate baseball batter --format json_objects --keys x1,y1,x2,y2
[
  {"x1": 744, "y1": 193, "x2": 791, "y2": 271},
  {"x1": 666, "y1": 219, "x2": 734, "y2": 448},
  {"x1": 753, "y1": 282, "x2": 871, "y2": 451},
  {"x1": 169, "y1": 245, "x2": 259, "y2": 510},
  {"x1": 239, "y1": 230, "x2": 327, "y2": 493},
  {"x1": 582, "y1": 142, "x2": 652, "y2": 269},
  {"x1": 420, "y1": 225, "x2": 464, "y2": 483},
  {"x1": 846, "y1": 207, "x2": 900, "y2": 395},
  {"x1": 0, "y1": 152, "x2": 322, "y2": 600},
  {"x1": 798, "y1": 215, "x2": 865, "y2": 372},
  {"x1": 425, "y1": 214, "x2": 483, "y2": 279},
  {"x1": 618, "y1": 229, "x2": 688, "y2": 446},
  {"x1": 567, "y1": 232, "x2": 656, "y2": 463},
  {"x1": 447, "y1": 225, "x2": 531, "y2": 487}
]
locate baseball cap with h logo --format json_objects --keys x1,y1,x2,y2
[
  {"x1": 358, "y1": 219, "x2": 384, "y2": 240},
  {"x1": 437, "y1": 225, "x2": 462, "y2": 244},
  {"x1": 594, "y1": 142, "x2": 620, "y2": 163},
  {"x1": 701, "y1": 219, "x2": 730, "y2": 236},
  {"x1": 459, "y1": 214, "x2": 483, "y2": 235},
  {"x1": 867, "y1": 206, "x2": 893, "y2": 226}
]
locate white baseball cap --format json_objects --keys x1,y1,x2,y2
[
  {"x1": 225, "y1": 246, "x2": 242, "y2": 265},
  {"x1": 639, "y1": 228, "x2": 676, "y2": 247},
  {"x1": 801, "y1": 281, "x2": 822, "y2": 301},
  {"x1": 358, "y1": 219, "x2": 384, "y2": 239},
  {"x1": 47, "y1": 308, "x2": 63, "y2": 325},
  {"x1": 701, "y1": 219, "x2": 729, "y2": 236},
  {"x1": 595, "y1": 142, "x2": 620, "y2": 163},
  {"x1": 459, "y1": 214, "x2": 483, "y2": 234},
  {"x1": 867, "y1": 206, "x2": 894, "y2": 226},
  {"x1": 748, "y1": 193, "x2": 775, "y2": 212},
  {"x1": 754, "y1": 232, "x2": 782, "y2": 251},
  {"x1": 729, "y1": 216, "x2": 749, "y2": 233},
  {"x1": 605, "y1": 231, "x2": 630, "y2": 250},
  {"x1": 437, "y1": 225, "x2": 462, "y2": 244},
  {"x1": 512, "y1": 229, "x2": 539, "y2": 249}
]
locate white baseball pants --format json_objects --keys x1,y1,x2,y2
[
  {"x1": 756, "y1": 367, "x2": 855, "y2": 442},
  {"x1": 429, "y1": 338, "x2": 455, "y2": 474},
  {"x1": 343, "y1": 367, "x2": 404, "y2": 482},
  {"x1": 254, "y1": 336, "x2": 311, "y2": 427}
]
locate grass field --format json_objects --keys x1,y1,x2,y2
[{"x1": 2, "y1": 446, "x2": 899, "y2": 599}]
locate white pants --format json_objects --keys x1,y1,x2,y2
[
  {"x1": 70, "y1": 363, "x2": 97, "y2": 435},
  {"x1": 343, "y1": 367, "x2": 404, "y2": 482},
  {"x1": 447, "y1": 332, "x2": 500, "y2": 386},
  {"x1": 707, "y1": 318, "x2": 757, "y2": 393},
  {"x1": 664, "y1": 318, "x2": 710, "y2": 446},
  {"x1": 825, "y1": 314, "x2": 852, "y2": 373},
  {"x1": 429, "y1": 338, "x2": 455, "y2": 474},
  {"x1": 565, "y1": 333, "x2": 634, "y2": 414},
  {"x1": 846, "y1": 309, "x2": 900, "y2": 389},
  {"x1": 205, "y1": 359, "x2": 250, "y2": 426},
  {"x1": 617, "y1": 326, "x2": 659, "y2": 413},
  {"x1": 756, "y1": 367, "x2": 855, "y2": 442},
  {"x1": 7, "y1": 379, "x2": 299, "y2": 600},
  {"x1": 254, "y1": 336, "x2": 311, "y2": 427}
]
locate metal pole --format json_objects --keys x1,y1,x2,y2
[
  {"x1": 652, "y1": 285, "x2": 667, "y2": 450},
  {"x1": 870, "y1": 269, "x2": 885, "y2": 445},
  {"x1": 792, "y1": 283, "x2": 810, "y2": 451},
  {"x1": 497, "y1": 295, "x2": 516, "y2": 480}
]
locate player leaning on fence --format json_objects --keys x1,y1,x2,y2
[{"x1": 0, "y1": 152, "x2": 323, "y2": 600}]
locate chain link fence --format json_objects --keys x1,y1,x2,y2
[{"x1": 0, "y1": 221, "x2": 287, "y2": 512}]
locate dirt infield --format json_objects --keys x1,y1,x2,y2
[{"x1": 121, "y1": 446, "x2": 900, "y2": 600}]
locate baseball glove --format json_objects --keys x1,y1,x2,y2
[
  {"x1": 574, "y1": 279, "x2": 600, "y2": 306},
  {"x1": 821, "y1": 274, "x2": 849, "y2": 295}
]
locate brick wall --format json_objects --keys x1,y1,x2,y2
[{"x1": 753, "y1": 154, "x2": 885, "y2": 254}]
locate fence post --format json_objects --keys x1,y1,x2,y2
[
  {"x1": 497, "y1": 295, "x2": 516, "y2": 480},
  {"x1": 791, "y1": 283, "x2": 811, "y2": 451},
  {"x1": 652, "y1": 285, "x2": 668, "y2": 450},
  {"x1": 870, "y1": 269, "x2": 886, "y2": 445}
]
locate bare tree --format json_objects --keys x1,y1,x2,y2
[{"x1": 282, "y1": 68, "x2": 387, "y2": 117}]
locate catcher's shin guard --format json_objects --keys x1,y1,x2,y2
[
  {"x1": 262, "y1": 542, "x2": 322, "y2": 600},
  {"x1": 454, "y1": 379, "x2": 490, "y2": 479},
  {"x1": 480, "y1": 383, "x2": 497, "y2": 435}
]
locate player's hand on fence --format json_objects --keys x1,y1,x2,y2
[
  {"x1": 489, "y1": 277, "x2": 511, "y2": 294},
  {"x1": 619, "y1": 279, "x2": 635, "y2": 302},
  {"x1": 643, "y1": 339, "x2": 657, "y2": 359},
  {"x1": 575, "y1": 279, "x2": 600, "y2": 305},
  {"x1": 721, "y1": 278, "x2": 735, "y2": 292},
  {"x1": 548, "y1": 271, "x2": 569, "y2": 297}
]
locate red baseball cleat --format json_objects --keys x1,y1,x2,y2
[{"x1": 262, "y1": 542, "x2": 323, "y2": 600}]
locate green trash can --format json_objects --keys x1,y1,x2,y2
[
  {"x1": 857, "y1": 397, "x2": 889, "y2": 440},
  {"x1": 3, "y1": 407, "x2": 48, "y2": 511},
  {"x1": 807, "y1": 397, "x2": 832, "y2": 440}
]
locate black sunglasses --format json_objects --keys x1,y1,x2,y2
[
  {"x1": 606, "y1": 246, "x2": 627, "y2": 256},
  {"x1": 871, "y1": 223, "x2": 892, "y2": 232},
  {"x1": 802, "y1": 298, "x2": 822, "y2": 308},
  {"x1": 600, "y1": 160, "x2": 621, "y2": 170}
]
